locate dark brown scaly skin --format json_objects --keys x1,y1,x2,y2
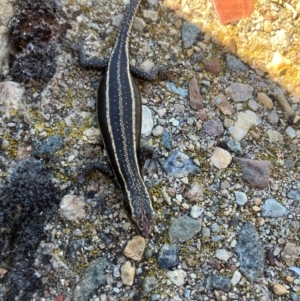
[{"x1": 97, "y1": 0, "x2": 154, "y2": 237}]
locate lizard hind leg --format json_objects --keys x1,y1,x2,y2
[
  {"x1": 77, "y1": 162, "x2": 114, "y2": 188},
  {"x1": 72, "y1": 162, "x2": 114, "y2": 195},
  {"x1": 138, "y1": 146, "x2": 164, "y2": 172}
]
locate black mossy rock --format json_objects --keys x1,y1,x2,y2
[
  {"x1": 8, "y1": 0, "x2": 71, "y2": 84},
  {"x1": 0, "y1": 157, "x2": 60, "y2": 301}
]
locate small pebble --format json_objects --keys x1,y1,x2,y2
[
  {"x1": 232, "y1": 110, "x2": 260, "y2": 141},
  {"x1": 273, "y1": 284, "x2": 288, "y2": 296},
  {"x1": 141, "y1": 276, "x2": 159, "y2": 297},
  {"x1": 267, "y1": 110, "x2": 279, "y2": 125},
  {"x1": 256, "y1": 92, "x2": 273, "y2": 109},
  {"x1": 202, "y1": 118, "x2": 224, "y2": 137},
  {"x1": 149, "y1": 294, "x2": 161, "y2": 301},
  {"x1": 202, "y1": 227, "x2": 210, "y2": 237},
  {"x1": 158, "y1": 244, "x2": 180, "y2": 268},
  {"x1": 166, "y1": 269, "x2": 187, "y2": 286},
  {"x1": 231, "y1": 270, "x2": 242, "y2": 286},
  {"x1": 60, "y1": 195, "x2": 86, "y2": 221},
  {"x1": 227, "y1": 140, "x2": 242, "y2": 153},
  {"x1": 83, "y1": 127, "x2": 101, "y2": 144},
  {"x1": 211, "y1": 147, "x2": 232, "y2": 169},
  {"x1": 190, "y1": 205, "x2": 204, "y2": 218},
  {"x1": 142, "y1": 105, "x2": 153, "y2": 136},
  {"x1": 281, "y1": 243, "x2": 300, "y2": 266},
  {"x1": 216, "y1": 249, "x2": 230, "y2": 262},
  {"x1": 234, "y1": 191, "x2": 248, "y2": 205},
  {"x1": 163, "y1": 151, "x2": 200, "y2": 178},
  {"x1": 267, "y1": 129, "x2": 283, "y2": 143},
  {"x1": 211, "y1": 223, "x2": 219, "y2": 233},
  {"x1": 213, "y1": 93, "x2": 233, "y2": 115},
  {"x1": 285, "y1": 126, "x2": 296, "y2": 138},
  {"x1": 121, "y1": 261, "x2": 135, "y2": 286},
  {"x1": 234, "y1": 157, "x2": 272, "y2": 189},
  {"x1": 152, "y1": 125, "x2": 164, "y2": 137},
  {"x1": 123, "y1": 236, "x2": 146, "y2": 261},
  {"x1": 189, "y1": 77, "x2": 204, "y2": 110},
  {"x1": 225, "y1": 83, "x2": 254, "y2": 102}
]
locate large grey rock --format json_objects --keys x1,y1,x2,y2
[
  {"x1": 235, "y1": 222, "x2": 264, "y2": 282},
  {"x1": 182, "y1": 21, "x2": 202, "y2": 48},
  {"x1": 73, "y1": 257, "x2": 110, "y2": 301}
]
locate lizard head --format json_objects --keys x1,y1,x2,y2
[{"x1": 131, "y1": 207, "x2": 154, "y2": 237}]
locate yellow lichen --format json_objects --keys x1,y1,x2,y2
[{"x1": 1, "y1": 134, "x2": 18, "y2": 159}]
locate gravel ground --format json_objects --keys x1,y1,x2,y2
[{"x1": 0, "y1": 0, "x2": 300, "y2": 301}]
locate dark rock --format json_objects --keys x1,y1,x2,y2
[
  {"x1": 163, "y1": 150, "x2": 200, "y2": 178},
  {"x1": 8, "y1": 1, "x2": 70, "y2": 84},
  {"x1": 161, "y1": 129, "x2": 172, "y2": 150},
  {"x1": 235, "y1": 222, "x2": 264, "y2": 282},
  {"x1": 226, "y1": 54, "x2": 248, "y2": 72},
  {"x1": 67, "y1": 239, "x2": 85, "y2": 263},
  {"x1": 169, "y1": 215, "x2": 201, "y2": 243},
  {"x1": 191, "y1": 53, "x2": 203, "y2": 63},
  {"x1": 0, "y1": 157, "x2": 60, "y2": 301},
  {"x1": 182, "y1": 21, "x2": 203, "y2": 48},
  {"x1": 158, "y1": 244, "x2": 180, "y2": 268},
  {"x1": 100, "y1": 233, "x2": 112, "y2": 244},
  {"x1": 266, "y1": 249, "x2": 275, "y2": 266},
  {"x1": 34, "y1": 135, "x2": 63, "y2": 156},
  {"x1": 144, "y1": 248, "x2": 153, "y2": 260},
  {"x1": 141, "y1": 276, "x2": 159, "y2": 297},
  {"x1": 234, "y1": 157, "x2": 272, "y2": 189},
  {"x1": 73, "y1": 257, "x2": 110, "y2": 301},
  {"x1": 211, "y1": 274, "x2": 231, "y2": 291},
  {"x1": 189, "y1": 77, "x2": 204, "y2": 110},
  {"x1": 202, "y1": 118, "x2": 224, "y2": 137},
  {"x1": 204, "y1": 58, "x2": 222, "y2": 74}
]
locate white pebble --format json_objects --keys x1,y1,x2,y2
[
  {"x1": 190, "y1": 205, "x2": 204, "y2": 218},
  {"x1": 232, "y1": 110, "x2": 260, "y2": 141},
  {"x1": 152, "y1": 125, "x2": 164, "y2": 136},
  {"x1": 60, "y1": 195, "x2": 86, "y2": 221},
  {"x1": 166, "y1": 270, "x2": 187, "y2": 286},
  {"x1": 285, "y1": 126, "x2": 296, "y2": 139},
  {"x1": 234, "y1": 191, "x2": 248, "y2": 205},
  {"x1": 216, "y1": 249, "x2": 230, "y2": 262},
  {"x1": 231, "y1": 270, "x2": 242, "y2": 286},
  {"x1": 211, "y1": 147, "x2": 232, "y2": 169}
]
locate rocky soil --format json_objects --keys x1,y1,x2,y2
[{"x1": 0, "y1": 0, "x2": 299, "y2": 301}]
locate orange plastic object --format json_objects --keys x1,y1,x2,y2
[{"x1": 211, "y1": 0, "x2": 255, "y2": 24}]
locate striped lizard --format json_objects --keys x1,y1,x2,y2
[{"x1": 70, "y1": 0, "x2": 164, "y2": 236}]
